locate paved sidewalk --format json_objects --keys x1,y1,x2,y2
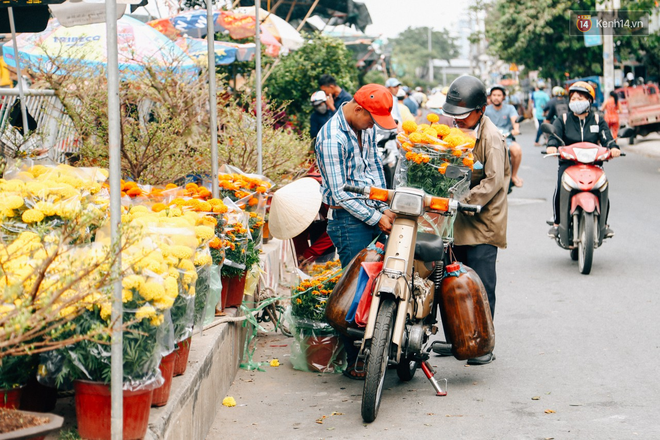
[{"x1": 619, "y1": 132, "x2": 660, "y2": 159}]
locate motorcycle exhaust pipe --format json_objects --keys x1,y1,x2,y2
[{"x1": 421, "y1": 361, "x2": 447, "y2": 396}]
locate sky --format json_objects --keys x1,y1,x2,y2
[{"x1": 359, "y1": 0, "x2": 470, "y2": 40}]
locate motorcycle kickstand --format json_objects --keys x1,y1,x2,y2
[{"x1": 421, "y1": 360, "x2": 447, "y2": 396}]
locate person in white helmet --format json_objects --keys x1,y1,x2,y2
[{"x1": 309, "y1": 90, "x2": 333, "y2": 140}]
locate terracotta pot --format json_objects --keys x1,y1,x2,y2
[
  {"x1": 220, "y1": 272, "x2": 247, "y2": 309},
  {"x1": 20, "y1": 376, "x2": 57, "y2": 413},
  {"x1": 173, "y1": 337, "x2": 192, "y2": 377},
  {"x1": 0, "y1": 409, "x2": 63, "y2": 440},
  {"x1": 0, "y1": 386, "x2": 24, "y2": 409},
  {"x1": 151, "y1": 351, "x2": 177, "y2": 407},
  {"x1": 73, "y1": 380, "x2": 153, "y2": 440},
  {"x1": 303, "y1": 334, "x2": 343, "y2": 373}
]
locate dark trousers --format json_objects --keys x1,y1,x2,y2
[
  {"x1": 452, "y1": 244, "x2": 498, "y2": 319},
  {"x1": 535, "y1": 119, "x2": 545, "y2": 143},
  {"x1": 553, "y1": 162, "x2": 610, "y2": 226},
  {"x1": 326, "y1": 209, "x2": 381, "y2": 366}
]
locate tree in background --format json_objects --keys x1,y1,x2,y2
[
  {"x1": 388, "y1": 26, "x2": 458, "y2": 88},
  {"x1": 265, "y1": 33, "x2": 359, "y2": 132},
  {"x1": 485, "y1": 0, "x2": 603, "y2": 82}
]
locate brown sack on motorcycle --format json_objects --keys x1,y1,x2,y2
[
  {"x1": 439, "y1": 263, "x2": 495, "y2": 360},
  {"x1": 325, "y1": 243, "x2": 384, "y2": 337}
]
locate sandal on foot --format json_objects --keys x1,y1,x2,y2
[{"x1": 342, "y1": 362, "x2": 366, "y2": 380}]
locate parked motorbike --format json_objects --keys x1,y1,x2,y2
[
  {"x1": 542, "y1": 123, "x2": 624, "y2": 274},
  {"x1": 376, "y1": 129, "x2": 398, "y2": 189},
  {"x1": 343, "y1": 168, "x2": 482, "y2": 423}
]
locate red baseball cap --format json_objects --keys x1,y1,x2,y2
[{"x1": 353, "y1": 84, "x2": 397, "y2": 130}]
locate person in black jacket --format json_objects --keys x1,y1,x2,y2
[{"x1": 546, "y1": 81, "x2": 621, "y2": 239}]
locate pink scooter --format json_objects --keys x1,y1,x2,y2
[{"x1": 542, "y1": 124, "x2": 624, "y2": 274}]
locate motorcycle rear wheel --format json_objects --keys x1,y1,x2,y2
[
  {"x1": 361, "y1": 299, "x2": 396, "y2": 423},
  {"x1": 578, "y1": 211, "x2": 596, "y2": 275}
]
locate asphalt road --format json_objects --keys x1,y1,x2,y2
[{"x1": 207, "y1": 121, "x2": 660, "y2": 440}]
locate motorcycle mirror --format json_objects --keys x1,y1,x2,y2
[
  {"x1": 541, "y1": 123, "x2": 556, "y2": 135},
  {"x1": 541, "y1": 122, "x2": 566, "y2": 146},
  {"x1": 618, "y1": 127, "x2": 635, "y2": 138},
  {"x1": 445, "y1": 165, "x2": 467, "y2": 179}
]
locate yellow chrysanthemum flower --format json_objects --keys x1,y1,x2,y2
[
  {"x1": 139, "y1": 281, "x2": 166, "y2": 302},
  {"x1": 164, "y1": 277, "x2": 179, "y2": 299},
  {"x1": 177, "y1": 259, "x2": 196, "y2": 272},
  {"x1": 135, "y1": 304, "x2": 157, "y2": 321},
  {"x1": 194, "y1": 253, "x2": 213, "y2": 267},
  {"x1": 427, "y1": 113, "x2": 440, "y2": 123},
  {"x1": 122, "y1": 275, "x2": 145, "y2": 291},
  {"x1": 35, "y1": 201, "x2": 57, "y2": 217},
  {"x1": 2, "y1": 195, "x2": 24, "y2": 210},
  {"x1": 171, "y1": 245, "x2": 193, "y2": 260},
  {"x1": 194, "y1": 226, "x2": 215, "y2": 241},
  {"x1": 433, "y1": 124, "x2": 451, "y2": 137},
  {"x1": 150, "y1": 314, "x2": 164, "y2": 326},
  {"x1": 100, "y1": 302, "x2": 112, "y2": 321},
  {"x1": 22, "y1": 209, "x2": 45, "y2": 224}
]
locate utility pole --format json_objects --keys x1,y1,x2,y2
[
  {"x1": 599, "y1": 0, "x2": 620, "y2": 95},
  {"x1": 428, "y1": 27, "x2": 434, "y2": 83}
]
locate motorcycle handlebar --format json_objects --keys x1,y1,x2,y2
[
  {"x1": 343, "y1": 184, "x2": 367, "y2": 195},
  {"x1": 457, "y1": 202, "x2": 481, "y2": 214}
]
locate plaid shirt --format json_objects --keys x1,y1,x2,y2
[{"x1": 315, "y1": 105, "x2": 387, "y2": 226}]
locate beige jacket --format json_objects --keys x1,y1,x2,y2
[{"x1": 453, "y1": 116, "x2": 510, "y2": 248}]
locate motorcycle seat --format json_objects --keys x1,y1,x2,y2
[{"x1": 414, "y1": 232, "x2": 445, "y2": 262}]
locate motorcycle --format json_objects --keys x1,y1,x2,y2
[
  {"x1": 541, "y1": 123, "x2": 624, "y2": 274},
  {"x1": 343, "y1": 168, "x2": 482, "y2": 423},
  {"x1": 376, "y1": 129, "x2": 399, "y2": 189}
]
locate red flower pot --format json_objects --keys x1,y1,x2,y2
[
  {"x1": 151, "y1": 351, "x2": 177, "y2": 407},
  {"x1": 221, "y1": 272, "x2": 247, "y2": 309},
  {"x1": 0, "y1": 386, "x2": 23, "y2": 409},
  {"x1": 303, "y1": 335, "x2": 343, "y2": 373},
  {"x1": 20, "y1": 376, "x2": 58, "y2": 412},
  {"x1": 173, "y1": 337, "x2": 192, "y2": 377},
  {"x1": 73, "y1": 380, "x2": 153, "y2": 440}
]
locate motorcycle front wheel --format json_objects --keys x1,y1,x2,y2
[
  {"x1": 578, "y1": 211, "x2": 596, "y2": 275},
  {"x1": 361, "y1": 299, "x2": 396, "y2": 423}
]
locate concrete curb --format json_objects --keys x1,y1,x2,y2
[
  {"x1": 619, "y1": 133, "x2": 660, "y2": 159},
  {"x1": 146, "y1": 309, "x2": 247, "y2": 440}
]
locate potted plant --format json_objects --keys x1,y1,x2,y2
[{"x1": 288, "y1": 263, "x2": 344, "y2": 373}]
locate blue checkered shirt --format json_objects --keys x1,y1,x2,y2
[{"x1": 315, "y1": 106, "x2": 388, "y2": 226}]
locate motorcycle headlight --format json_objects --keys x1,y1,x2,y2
[
  {"x1": 391, "y1": 191, "x2": 424, "y2": 216},
  {"x1": 574, "y1": 148, "x2": 599, "y2": 163},
  {"x1": 562, "y1": 173, "x2": 579, "y2": 191}
]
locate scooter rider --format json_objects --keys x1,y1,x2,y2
[
  {"x1": 441, "y1": 75, "x2": 511, "y2": 366},
  {"x1": 546, "y1": 81, "x2": 621, "y2": 239},
  {"x1": 485, "y1": 84, "x2": 523, "y2": 188}
]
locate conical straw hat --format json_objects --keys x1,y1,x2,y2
[{"x1": 269, "y1": 177, "x2": 322, "y2": 240}]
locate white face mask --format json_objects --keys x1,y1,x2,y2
[{"x1": 569, "y1": 100, "x2": 590, "y2": 115}]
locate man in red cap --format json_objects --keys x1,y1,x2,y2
[{"x1": 315, "y1": 84, "x2": 398, "y2": 379}]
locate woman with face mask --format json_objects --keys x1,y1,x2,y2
[{"x1": 546, "y1": 81, "x2": 621, "y2": 239}]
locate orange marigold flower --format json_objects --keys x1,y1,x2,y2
[
  {"x1": 427, "y1": 113, "x2": 440, "y2": 123},
  {"x1": 127, "y1": 187, "x2": 143, "y2": 197},
  {"x1": 256, "y1": 185, "x2": 267, "y2": 194},
  {"x1": 124, "y1": 181, "x2": 138, "y2": 190},
  {"x1": 165, "y1": 183, "x2": 178, "y2": 189},
  {"x1": 152, "y1": 203, "x2": 167, "y2": 212},
  {"x1": 401, "y1": 142, "x2": 413, "y2": 152},
  {"x1": 405, "y1": 152, "x2": 415, "y2": 161},
  {"x1": 462, "y1": 157, "x2": 474, "y2": 167},
  {"x1": 408, "y1": 132, "x2": 424, "y2": 144},
  {"x1": 452, "y1": 148, "x2": 463, "y2": 157},
  {"x1": 438, "y1": 163, "x2": 449, "y2": 174},
  {"x1": 185, "y1": 183, "x2": 198, "y2": 190},
  {"x1": 248, "y1": 197, "x2": 258, "y2": 206},
  {"x1": 213, "y1": 204, "x2": 228, "y2": 214},
  {"x1": 209, "y1": 237, "x2": 223, "y2": 249},
  {"x1": 433, "y1": 124, "x2": 451, "y2": 137}
]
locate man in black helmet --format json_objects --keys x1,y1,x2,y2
[{"x1": 440, "y1": 75, "x2": 511, "y2": 366}]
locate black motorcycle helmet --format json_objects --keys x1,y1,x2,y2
[{"x1": 443, "y1": 75, "x2": 488, "y2": 116}]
